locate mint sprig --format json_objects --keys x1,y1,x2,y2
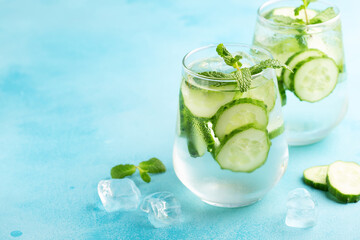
[
  {"x1": 198, "y1": 44, "x2": 290, "y2": 92},
  {"x1": 294, "y1": 0, "x2": 336, "y2": 25},
  {"x1": 294, "y1": 0, "x2": 317, "y2": 24},
  {"x1": 216, "y1": 44, "x2": 242, "y2": 70},
  {"x1": 268, "y1": 0, "x2": 335, "y2": 26},
  {"x1": 111, "y1": 157, "x2": 166, "y2": 183}
]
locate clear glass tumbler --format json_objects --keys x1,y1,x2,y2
[
  {"x1": 253, "y1": 0, "x2": 347, "y2": 145},
  {"x1": 173, "y1": 44, "x2": 289, "y2": 207}
]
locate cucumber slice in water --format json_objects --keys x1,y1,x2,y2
[
  {"x1": 268, "y1": 124, "x2": 285, "y2": 140},
  {"x1": 238, "y1": 78, "x2": 277, "y2": 111},
  {"x1": 282, "y1": 49, "x2": 326, "y2": 90},
  {"x1": 277, "y1": 78, "x2": 287, "y2": 106},
  {"x1": 327, "y1": 161, "x2": 360, "y2": 203},
  {"x1": 293, "y1": 56, "x2": 339, "y2": 102},
  {"x1": 178, "y1": 91, "x2": 190, "y2": 137},
  {"x1": 213, "y1": 98, "x2": 268, "y2": 140},
  {"x1": 187, "y1": 117, "x2": 215, "y2": 158},
  {"x1": 181, "y1": 81, "x2": 235, "y2": 118},
  {"x1": 215, "y1": 125, "x2": 270, "y2": 172},
  {"x1": 303, "y1": 165, "x2": 328, "y2": 191}
]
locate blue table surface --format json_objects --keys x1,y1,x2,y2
[{"x1": 1, "y1": 0, "x2": 359, "y2": 239}]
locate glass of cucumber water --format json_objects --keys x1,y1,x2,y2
[
  {"x1": 173, "y1": 44, "x2": 289, "y2": 207},
  {"x1": 253, "y1": 0, "x2": 347, "y2": 145}
]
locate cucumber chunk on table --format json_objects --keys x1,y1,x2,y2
[
  {"x1": 215, "y1": 125, "x2": 270, "y2": 172},
  {"x1": 303, "y1": 165, "x2": 328, "y2": 191},
  {"x1": 327, "y1": 161, "x2": 360, "y2": 203},
  {"x1": 292, "y1": 56, "x2": 339, "y2": 102},
  {"x1": 213, "y1": 98, "x2": 268, "y2": 140}
]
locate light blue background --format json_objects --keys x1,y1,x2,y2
[{"x1": 0, "y1": 0, "x2": 359, "y2": 239}]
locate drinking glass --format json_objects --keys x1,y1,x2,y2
[
  {"x1": 173, "y1": 44, "x2": 289, "y2": 207},
  {"x1": 253, "y1": 0, "x2": 347, "y2": 145}
]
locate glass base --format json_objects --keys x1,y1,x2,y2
[
  {"x1": 286, "y1": 131, "x2": 329, "y2": 146},
  {"x1": 286, "y1": 99, "x2": 348, "y2": 146},
  {"x1": 201, "y1": 198, "x2": 261, "y2": 208}
]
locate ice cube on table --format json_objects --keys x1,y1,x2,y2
[
  {"x1": 97, "y1": 179, "x2": 141, "y2": 212},
  {"x1": 140, "y1": 192, "x2": 181, "y2": 228},
  {"x1": 286, "y1": 188, "x2": 318, "y2": 228}
]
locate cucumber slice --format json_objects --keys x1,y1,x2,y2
[
  {"x1": 282, "y1": 49, "x2": 326, "y2": 91},
  {"x1": 327, "y1": 161, "x2": 360, "y2": 203},
  {"x1": 181, "y1": 81, "x2": 235, "y2": 118},
  {"x1": 177, "y1": 91, "x2": 190, "y2": 137},
  {"x1": 187, "y1": 118, "x2": 215, "y2": 158},
  {"x1": 215, "y1": 125, "x2": 270, "y2": 172},
  {"x1": 269, "y1": 124, "x2": 285, "y2": 140},
  {"x1": 277, "y1": 78, "x2": 287, "y2": 106},
  {"x1": 292, "y1": 57, "x2": 339, "y2": 102},
  {"x1": 238, "y1": 78, "x2": 277, "y2": 111},
  {"x1": 213, "y1": 98, "x2": 268, "y2": 140},
  {"x1": 303, "y1": 165, "x2": 328, "y2": 191}
]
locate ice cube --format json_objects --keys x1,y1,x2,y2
[
  {"x1": 140, "y1": 192, "x2": 181, "y2": 228},
  {"x1": 286, "y1": 188, "x2": 318, "y2": 228},
  {"x1": 97, "y1": 179, "x2": 141, "y2": 212}
]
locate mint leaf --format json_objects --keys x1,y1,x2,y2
[
  {"x1": 294, "y1": 5, "x2": 305, "y2": 16},
  {"x1": 295, "y1": 33, "x2": 307, "y2": 48},
  {"x1": 111, "y1": 164, "x2": 136, "y2": 179},
  {"x1": 139, "y1": 169, "x2": 151, "y2": 183},
  {"x1": 216, "y1": 43, "x2": 242, "y2": 69},
  {"x1": 231, "y1": 68, "x2": 251, "y2": 93},
  {"x1": 271, "y1": 15, "x2": 305, "y2": 25},
  {"x1": 250, "y1": 59, "x2": 292, "y2": 75},
  {"x1": 138, "y1": 157, "x2": 166, "y2": 174},
  {"x1": 309, "y1": 7, "x2": 336, "y2": 24},
  {"x1": 198, "y1": 71, "x2": 232, "y2": 79}
]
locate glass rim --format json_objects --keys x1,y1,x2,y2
[
  {"x1": 257, "y1": 0, "x2": 341, "y2": 30},
  {"x1": 182, "y1": 43, "x2": 274, "y2": 83}
]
